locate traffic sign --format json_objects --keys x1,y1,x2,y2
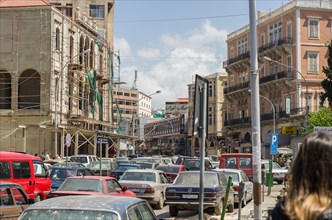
[
  {"x1": 270, "y1": 134, "x2": 278, "y2": 155},
  {"x1": 65, "y1": 134, "x2": 71, "y2": 148},
  {"x1": 97, "y1": 135, "x2": 109, "y2": 144}
]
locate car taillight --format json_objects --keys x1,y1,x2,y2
[
  {"x1": 233, "y1": 186, "x2": 239, "y2": 191},
  {"x1": 204, "y1": 193, "x2": 216, "y2": 198},
  {"x1": 145, "y1": 188, "x2": 155, "y2": 193}
]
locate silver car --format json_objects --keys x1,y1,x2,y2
[
  {"x1": 119, "y1": 169, "x2": 170, "y2": 209},
  {"x1": 261, "y1": 160, "x2": 288, "y2": 184},
  {"x1": 215, "y1": 168, "x2": 253, "y2": 207},
  {"x1": 18, "y1": 195, "x2": 157, "y2": 220}
]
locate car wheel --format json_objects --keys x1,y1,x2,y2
[
  {"x1": 277, "y1": 180, "x2": 283, "y2": 184},
  {"x1": 242, "y1": 192, "x2": 247, "y2": 207},
  {"x1": 214, "y1": 200, "x2": 223, "y2": 215},
  {"x1": 169, "y1": 205, "x2": 178, "y2": 217},
  {"x1": 155, "y1": 194, "x2": 164, "y2": 210},
  {"x1": 228, "y1": 202, "x2": 234, "y2": 213},
  {"x1": 35, "y1": 195, "x2": 42, "y2": 202}
]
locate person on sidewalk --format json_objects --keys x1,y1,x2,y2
[{"x1": 271, "y1": 132, "x2": 332, "y2": 220}]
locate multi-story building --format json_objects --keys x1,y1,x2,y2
[
  {"x1": 0, "y1": 1, "x2": 120, "y2": 157},
  {"x1": 48, "y1": 0, "x2": 114, "y2": 49},
  {"x1": 223, "y1": 0, "x2": 331, "y2": 158},
  {"x1": 187, "y1": 73, "x2": 228, "y2": 156}
]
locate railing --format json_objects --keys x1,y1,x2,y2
[
  {"x1": 224, "y1": 81, "x2": 249, "y2": 94},
  {"x1": 223, "y1": 51, "x2": 250, "y2": 67},
  {"x1": 258, "y1": 37, "x2": 293, "y2": 53},
  {"x1": 259, "y1": 71, "x2": 292, "y2": 84}
]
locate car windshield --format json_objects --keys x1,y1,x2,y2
[
  {"x1": 156, "y1": 166, "x2": 180, "y2": 173},
  {"x1": 121, "y1": 172, "x2": 156, "y2": 182},
  {"x1": 88, "y1": 162, "x2": 111, "y2": 169},
  {"x1": 50, "y1": 169, "x2": 76, "y2": 181},
  {"x1": 222, "y1": 171, "x2": 239, "y2": 182},
  {"x1": 58, "y1": 178, "x2": 103, "y2": 192},
  {"x1": 20, "y1": 209, "x2": 117, "y2": 220},
  {"x1": 183, "y1": 160, "x2": 201, "y2": 170},
  {"x1": 116, "y1": 165, "x2": 138, "y2": 171},
  {"x1": 174, "y1": 173, "x2": 217, "y2": 185},
  {"x1": 70, "y1": 157, "x2": 88, "y2": 163}
]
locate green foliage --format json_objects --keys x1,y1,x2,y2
[
  {"x1": 320, "y1": 43, "x2": 332, "y2": 108},
  {"x1": 308, "y1": 107, "x2": 332, "y2": 134}
]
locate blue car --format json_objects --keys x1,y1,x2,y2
[
  {"x1": 50, "y1": 167, "x2": 95, "y2": 191},
  {"x1": 110, "y1": 163, "x2": 144, "y2": 180}
]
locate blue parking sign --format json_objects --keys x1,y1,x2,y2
[{"x1": 270, "y1": 134, "x2": 278, "y2": 155}]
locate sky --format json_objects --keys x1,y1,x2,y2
[{"x1": 113, "y1": 0, "x2": 289, "y2": 109}]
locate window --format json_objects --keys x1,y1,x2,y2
[
  {"x1": 12, "y1": 162, "x2": 31, "y2": 178},
  {"x1": 286, "y1": 21, "x2": 292, "y2": 39},
  {"x1": 0, "y1": 162, "x2": 11, "y2": 179},
  {"x1": 55, "y1": 28, "x2": 60, "y2": 50},
  {"x1": 237, "y1": 38, "x2": 248, "y2": 55},
  {"x1": 0, "y1": 72, "x2": 11, "y2": 109},
  {"x1": 260, "y1": 33, "x2": 265, "y2": 47},
  {"x1": 308, "y1": 18, "x2": 319, "y2": 39},
  {"x1": 33, "y1": 161, "x2": 47, "y2": 177},
  {"x1": 307, "y1": 51, "x2": 318, "y2": 73},
  {"x1": 11, "y1": 188, "x2": 27, "y2": 205},
  {"x1": 138, "y1": 203, "x2": 155, "y2": 220},
  {"x1": 66, "y1": 4, "x2": 73, "y2": 17},
  {"x1": 269, "y1": 22, "x2": 282, "y2": 43},
  {"x1": 89, "y1": 5, "x2": 105, "y2": 19}
]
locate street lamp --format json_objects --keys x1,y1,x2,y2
[
  {"x1": 131, "y1": 90, "x2": 162, "y2": 154},
  {"x1": 262, "y1": 56, "x2": 308, "y2": 135},
  {"x1": 54, "y1": 48, "x2": 91, "y2": 157}
]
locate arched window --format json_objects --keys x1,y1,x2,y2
[
  {"x1": 18, "y1": 69, "x2": 40, "y2": 109},
  {"x1": 0, "y1": 72, "x2": 12, "y2": 109},
  {"x1": 55, "y1": 28, "x2": 60, "y2": 50}
]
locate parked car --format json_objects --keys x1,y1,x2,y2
[
  {"x1": 19, "y1": 196, "x2": 157, "y2": 220},
  {"x1": 134, "y1": 162, "x2": 159, "y2": 170},
  {"x1": 219, "y1": 153, "x2": 253, "y2": 180},
  {"x1": 119, "y1": 169, "x2": 171, "y2": 209},
  {"x1": 110, "y1": 163, "x2": 145, "y2": 180},
  {"x1": 181, "y1": 158, "x2": 215, "y2": 171},
  {"x1": 0, "y1": 151, "x2": 51, "y2": 201},
  {"x1": 155, "y1": 164, "x2": 189, "y2": 183},
  {"x1": 87, "y1": 160, "x2": 117, "y2": 176},
  {"x1": 165, "y1": 170, "x2": 234, "y2": 217},
  {"x1": 50, "y1": 166, "x2": 95, "y2": 191},
  {"x1": 175, "y1": 156, "x2": 197, "y2": 165},
  {"x1": 115, "y1": 156, "x2": 130, "y2": 164},
  {"x1": 261, "y1": 160, "x2": 288, "y2": 184},
  {"x1": 52, "y1": 162, "x2": 85, "y2": 168},
  {"x1": 0, "y1": 182, "x2": 35, "y2": 219},
  {"x1": 69, "y1": 154, "x2": 99, "y2": 167},
  {"x1": 47, "y1": 176, "x2": 136, "y2": 199},
  {"x1": 215, "y1": 168, "x2": 253, "y2": 207}
]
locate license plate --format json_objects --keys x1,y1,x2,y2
[
  {"x1": 182, "y1": 194, "x2": 198, "y2": 199},
  {"x1": 131, "y1": 189, "x2": 140, "y2": 193}
]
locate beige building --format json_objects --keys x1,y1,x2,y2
[
  {"x1": 0, "y1": 1, "x2": 122, "y2": 158},
  {"x1": 223, "y1": 0, "x2": 331, "y2": 158},
  {"x1": 187, "y1": 73, "x2": 228, "y2": 156}
]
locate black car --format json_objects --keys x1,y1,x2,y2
[
  {"x1": 110, "y1": 163, "x2": 145, "y2": 180},
  {"x1": 165, "y1": 171, "x2": 234, "y2": 216},
  {"x1": 181, "y1": 158, "x2": 215, "y2": 171},
  {"x1": 50, "y1": 167, "x2": 95, "y2": 191}
]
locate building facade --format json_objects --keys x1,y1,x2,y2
[
  {"x1": 0, "y1": 1, "x2": 122, "y2": 158},
  {"x1": 223, "y1": 0, "x2": 331, "y2": 158},
  {"x1": 187, "y1": 73, "x2": 228, "y2": 156}
]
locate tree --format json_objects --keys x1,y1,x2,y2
[
  {"x1": 308, "y1": 107, "x2": 332, "y2": 134},
  {"x1": 320, "y1": 42, "x2": 332, "y2": 109}
]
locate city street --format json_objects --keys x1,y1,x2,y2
[{"x1": 154, "y1": 183, "x2": 283, "y2": 220}]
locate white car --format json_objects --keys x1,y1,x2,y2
[
  {"x1": 69, "y1": 154, "x2": 99, "y2": 167},
  {"x1": 118, "y1": 169, "x2": 170, "y2": 209},
  {"x1": 261, "y1": 160, "x2": 288, "y2": 184},
  {"x1": 215, "y1": 168, "x2": 253, "y2": 207}
]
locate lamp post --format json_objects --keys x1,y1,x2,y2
[
  {"x1": 131, "y1": 90, "x2": 161, "y2": 155},
  {"x1": 262, "y1": 56, "x2": 308, "y2": 136},
  {"x1": 55, "y1": 49, "x2": 91, "y2": 157}
]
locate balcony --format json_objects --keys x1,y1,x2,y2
[
  {"x1": 224, "y1": 81, "x2": 249, "y2": 95},
  {"x1": 259, "y1": 70, "x2": 293, "y2": 85},
  {"x1": 224, "y1": 117, "x2": 251, "y2": 126},
  {"x1": 223, "y1": 51, "x2": 250, "y2": 68},
  {"x1": 258, "y1": 37, "x2": 293, "y2": 53}
]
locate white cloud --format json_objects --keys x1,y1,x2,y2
[{"x1": 115, "y1": 20, "x2": 229, "y2": 108}]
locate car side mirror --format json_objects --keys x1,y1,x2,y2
[{"x1": 122, "y1": 186, "x2": 128, "y2": 191}]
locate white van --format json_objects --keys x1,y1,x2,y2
[{"x1": 69, "y1": 155, "x2": 99, "y2": 167}]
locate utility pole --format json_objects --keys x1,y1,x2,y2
[{"x1": 249, "y1": 0, "x2": 262, "y2": 219}]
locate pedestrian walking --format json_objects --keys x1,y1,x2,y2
[{"x1": 271, "y1": 132, "x2": 332, "y2": 220}]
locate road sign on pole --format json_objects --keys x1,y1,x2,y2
[
  {"x1": 65, "y1": 134, "x2": 71, "y2": 148},
  {"x1": 270, "y1": 134, "x2": 278, "y2": 155}
]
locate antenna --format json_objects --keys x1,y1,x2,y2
[{"x1": 132, "y1": 70, "x2": 137, "y2": 89}]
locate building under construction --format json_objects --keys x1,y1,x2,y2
[{"x1": 0, "y1": 0, "x2": 129, "y2": 158}]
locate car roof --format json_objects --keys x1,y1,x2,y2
[
  {"x1": 25, "y1": 195, "x2": 146, "y2": 213},
  {"x1": 125, "y1": 169, "x2": 160, "y2": 173},
  {"x1": 65, "y1": 176, "x2": 116, "y2": 180},
  {"x1": 156, "y1": 164, "x2": 183, "y2": 167},
  {"x1": 51, "y1": 166, "x2": 88, "y2": 170},
  {"x1": 117, "y1": 163, "x2": 141, "y2": 166},
  {"x1": 0, "y1": 181, "x2": 22, "y2": 187},
  {"x1": 0, "y1": 151, "x2": 42, "y2": 160},
  {"x1": 214, "y1": 168, "x2": 242, "y2": 173}
]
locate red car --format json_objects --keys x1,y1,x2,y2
[
  {"x1": 155, "y1": 164, "x2": 188, "y2": 183},
  {"x1": 47, "y1": 176, "x2": 136, "y2": 199}
]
